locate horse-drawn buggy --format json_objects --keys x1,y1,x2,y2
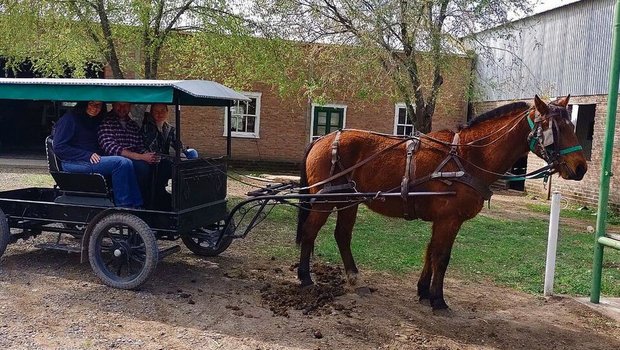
[
  {"x1": 0, "y1": 78, "x2": 588, "y2": 310},
  {"x1": 0, "y1": 78, "x2": 248, "y2": 289}
]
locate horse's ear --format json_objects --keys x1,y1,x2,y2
[
  {"x1": 556, "y1": 95, "x2": 570, "y2": 107},
  {"x1": 534, "y1": 95, "x2": 549, "y2": 115}
]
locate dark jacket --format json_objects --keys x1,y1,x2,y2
[
  {"x1": 53, "y1": 111, "x2": 102, "y2": 162},
  {"x1": 141, "y1": 116, "x2": 178, "y2": 155}
]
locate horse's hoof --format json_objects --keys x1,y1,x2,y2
[
  {"x1": 418, "y1": 297, "x2": 431, "y2": 306},
  {"x1": 346, "y1": 271, "x2": 359, "y2": 285},
  {"x1": 417, "y1": 289, "x2": 430, "y2": 300},
  {"x1": 300, "y1": 279, "x2": 314, "y2": 289},
  {"x1": 430, "y1": 298, "x2": 450, "y2": 311}
]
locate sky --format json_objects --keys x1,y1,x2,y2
[{"x1": 532, "y1": 0, "x2": 582, "y2": 14}]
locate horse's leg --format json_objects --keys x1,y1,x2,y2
[
  {"x1": 428, "y1": 219, "x2": 462, "y2": 310},
  {"x1": 334, "y1": 204, "x2": 360, "y2": 285},
  {"x1": 417, "y1": 245, "x2": 433, "y2": 301},
  {"x1": 298, "y1": 210, "x2": 331, "y2": 287}
]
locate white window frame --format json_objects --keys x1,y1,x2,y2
[
  {"x1": 310, "y1": 103, "x2": 347, "y2": 142},
  {"x1": 224, "y1": 92, "x2": 261, "y2": 138},
  {"x1": 393, "y1": 103, "x2": 415, "y2": 136}
]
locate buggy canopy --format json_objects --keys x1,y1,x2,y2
[{"x1": 0, "y1": 78, "x2": 249, "y2": 106}]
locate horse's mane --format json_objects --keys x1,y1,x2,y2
[{"x1": 463, "y1": 102, "x2": 529, "y2": 129}]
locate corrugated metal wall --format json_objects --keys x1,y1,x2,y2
[{"x1": 471, "y1": 0, "x2": 615, "y2": 101}]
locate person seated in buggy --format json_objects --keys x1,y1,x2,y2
[
  {"x1": 141, "y1": 103, "x2": 198, "y2": 209},
  {"x1": 52, "y1": 101, "x2": 143, "y2": 208},
  {"x1": 98, "y1": 102, "x2": 160, "y2": 207}
]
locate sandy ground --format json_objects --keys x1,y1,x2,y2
[{"x1": 0, "y1": 171, "x2": 619, "y2": 349}]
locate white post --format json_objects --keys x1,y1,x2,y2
[{"x1": 544, "y1": 191, "x2": 562, "y2": 296}]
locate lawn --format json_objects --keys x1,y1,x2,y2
[{"x1": 251, "y1": 202, "x2": 620, "y2": 297}]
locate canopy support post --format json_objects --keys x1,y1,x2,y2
[{"x1": 227, "y1": 103, "x2": 232, "y2": 159}]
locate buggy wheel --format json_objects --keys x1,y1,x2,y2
[
  {"x1": 88, "y1": 213, "x2": 158, "y2": 289},
  {"x1": 0, "y1": 209, "x2": 9, "y2": 258},
  {"x1": 182, "y1": 220, "x2": 234, "y2": 257}
]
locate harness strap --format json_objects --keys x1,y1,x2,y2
[
  {"x1": 559, "y1": 145, "x2": 583, "y2": 155},
  {"x1": 330, "y1": 131, "x2": 342, "y2": 177},
  {"x1": 401, "y1": 139, "x2": 420, "y2": 220},
  {"x1": 409, "y1": 132, "x2": 493, "y2": 200},
  {"x1": 451, "y1": 174, "x2": 493, "y2": 200},
  {"x1": 301, "y1": 135, "x2": 412, "y2": 191}
]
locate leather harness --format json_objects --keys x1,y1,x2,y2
[{"x1": 318, "y1": 130, "x2": 493, "y2": 220}]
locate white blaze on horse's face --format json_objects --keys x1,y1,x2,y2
[{"x1": 533, "y1": 95, "x2": 588, "y2": 181}]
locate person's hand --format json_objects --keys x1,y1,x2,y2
[
  {"x1": 142, "y1": 152, "x2": 160, "y2": 164},
  {"x1": 90, "y1": 153, "x2": 101, "y2": 164}
]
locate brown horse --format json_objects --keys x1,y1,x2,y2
[{"x1": 296, "y1": 96, "x2": 587, "y2": 310}]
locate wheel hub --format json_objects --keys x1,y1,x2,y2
[{"x1": 112, "y1": 241, "x2": 131, "y2": 259}]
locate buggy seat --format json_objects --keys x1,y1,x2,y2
[{"x1": 45, "y1": 136, "x2": 114, "y2": 206}]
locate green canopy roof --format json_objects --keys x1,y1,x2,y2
[{"x1": 0, "y1": 78, "x2": 249, "y2": 106}]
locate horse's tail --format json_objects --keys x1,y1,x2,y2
[{"x1": 296, "y1": 141, "x2": 314, "y2": 245}]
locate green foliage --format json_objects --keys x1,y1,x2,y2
[
  {"x1": 0, "y1": 1, "x2": 98, "y2": 77},
  {"x1": 166, "y1": 32, "x2": 308, "y2": 96},
  {"x1": 244, "y1": 0, "x2": 535, "y2": 132},
  {"x1": 0, "y1": 0, "x2": 242, "y2": 79}
]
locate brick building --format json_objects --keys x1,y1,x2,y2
[
  {"x1": 168, "y1": 56, "x2": 472, "y2": 167},
  {"x1": 470, "y1": 0, "x2": 619, "y2": 209},
  {"x1": 0, "y1": 47, "x2": 471, "y2": 170}
]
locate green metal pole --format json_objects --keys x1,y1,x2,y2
[{"x1": 591, "y1": 0, "x2": 620, "y2": 304}]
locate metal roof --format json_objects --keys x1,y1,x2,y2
[
  {"x1": 469, "y1": 0, "x2": 615, "y2": 101},
  {"x1": 0, "y1": 78, "x2": 250, "y2": 106}
]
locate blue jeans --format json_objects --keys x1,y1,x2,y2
[
  {"x1": 130, "y1": 160, "x2": 151, "y2": 206},
  {"x1": 61, "y1": 156, "x2": 143, "y2": 207}
]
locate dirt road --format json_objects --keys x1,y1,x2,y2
[{"x1": 0, "y1": 172, "x2": 618, "y2": 349}]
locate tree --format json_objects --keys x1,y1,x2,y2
[
  {"x1": 246, "y1": 0, "x2": 534, "y2": 133},
  {"x1": 0, "y1": 0, "x2": 241, "y2": 79}
]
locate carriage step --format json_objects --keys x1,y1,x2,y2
[
  {"x1": 35, "y1": 243, "x2": 81, "y2": 254},
  {"x1": 158, "y1": 245, "x2": 181, "y2": 260}
]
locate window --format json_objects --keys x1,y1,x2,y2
[
  {"x1": 568, "y1": 104, "x2": 595, "y2": 161},
  {"x1": 394, "y1": 103, "x2": 414, "y2": 136},
  {"x1": 311, "y1": 104, "x2": 346, "y2": 141},
  {"x1": 225, "y1": 92, "x2": 261, "y2": 138}
]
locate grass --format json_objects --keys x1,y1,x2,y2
[
  {"x1": 526, "y1": 202, "x2": 620, "y2": 226},
  {"x1": 247, "y1": 202, "x2": 620, "y2": 297}
]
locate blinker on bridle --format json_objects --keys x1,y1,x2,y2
[{"x1": 526, "y1": 106, "x2": 583, "y2": 164}]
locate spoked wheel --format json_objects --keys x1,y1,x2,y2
[
  {"x1": 0, "y1": 209, "x2": 9, "y2": 259},
  {"x1": 88, "y1": 213, "x2": 158, "y2": 289},
  {"x1": 181, "y1": 219, "x2": 234, "y2": 257}
]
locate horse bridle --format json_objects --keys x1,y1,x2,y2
[{"x1": 526, "y1": 105, "x2": 583, "y2": 166}]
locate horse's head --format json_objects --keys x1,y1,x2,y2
[{"x1": 530, "y1": 95, "x2": 588, "y2": 180}]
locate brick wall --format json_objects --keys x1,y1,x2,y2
[
  {"x1": 175, "y1": 56, "x2": 471, "y2": 164},
  {"x1": 474, "y1": 95, "x2": 620, "y2": 210}
]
